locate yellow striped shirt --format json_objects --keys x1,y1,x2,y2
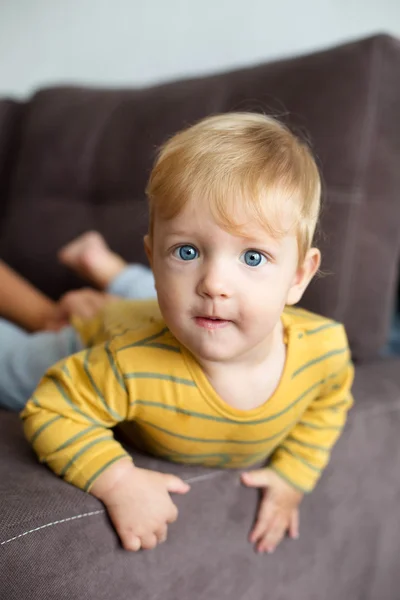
[{"x1": 21, "y1": 300, "x2": 354, "y2": 494}]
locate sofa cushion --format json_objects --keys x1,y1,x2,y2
[
  {"x1": 2, "y1": 357, "x2": 400, "y2": 599},
  {"x1": 0, "y1": 34, "x2": 399, "y2": 360}
]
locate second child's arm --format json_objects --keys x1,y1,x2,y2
[
  {"x1": 21, "y1": 342, "x2": 189, "y2": 550},
  {"x1": 0, "y1": 260, "x2": 57, "y2": 331}
]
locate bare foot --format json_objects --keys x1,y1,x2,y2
[{"x1": 58, "y1": 231, "x2": 127, "y2": 289}]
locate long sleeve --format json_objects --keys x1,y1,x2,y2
[
  {"x1": 21, "y1": 340, "x2": 132, "y2": 492},
  {"x1": 270, "y1": 339, "x2": 354, "y2": 493}
]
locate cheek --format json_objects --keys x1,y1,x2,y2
[
  {"x1": 154, "y1": 273, "x2": 184, "y2": 319},
  {"x1": 240, "y1": 272, "x2": 290, "y2": 313},
  {"x1": 154, "y1": 257, "x2": 197, "y2": 292}
]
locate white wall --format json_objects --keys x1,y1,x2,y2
[{"x1": 0, "y1": 0, "x2": 399, "y2": 97}]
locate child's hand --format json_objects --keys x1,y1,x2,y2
[
  {"x1": 241, "y1": 468, "x2": 303, "y2": 554},
  {"x1": 44, "y1": 289, "x2": 118, "y2": 330},
  {"x1": 58, "y1": 288, "x2": 117, "y2": 321},
  {"x1": 90, "y1": 458, "x2": 190, "y2": 551}
]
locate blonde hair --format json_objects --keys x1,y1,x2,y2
[{"x1": 146, "y1": 112, "x2": 321, "y2": 263}]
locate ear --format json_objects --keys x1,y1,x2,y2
[
  {"x1": 143, "y1": 234, "x2": 153, "y2": 268},
  {"x1": 286, "y1": 248, "x2": 321, "y2": 306}
]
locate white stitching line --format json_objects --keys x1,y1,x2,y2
[
  {"x1": 184, "y1": 470, "x2": 225, "y2": 484},
  {"x1": 0, "y1": 509, "x2": 105, "y2": 547},
  {"x1": 0, "y1": 472, "x2": 229, "y2": 547}
]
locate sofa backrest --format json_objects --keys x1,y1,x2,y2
[
  {"x1": 0, "y1": 34, "x2": 399, "y2": 361},
  {"x1": 0, "y1": 99, "x2": 22, "y2": 225}
]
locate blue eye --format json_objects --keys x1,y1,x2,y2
[
  {"x1": 241, "y1": 250, "x2": 267, "y2": 267},
  {"x1": 175, "y1": 245, "x2": 199, "y2": 261}
]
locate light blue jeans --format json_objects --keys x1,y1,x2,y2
[{"x1": 0, "y1": 265, "x2": 156, "y2": 411}]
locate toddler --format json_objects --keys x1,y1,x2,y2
[{"x1": 22, "y1": 113, "x2": 354, "y2": 555}]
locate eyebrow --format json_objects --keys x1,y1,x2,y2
[
  {"x1": 236, "y1": 232, "x2": 285, "y2": 251},
  {"x1": 163, "y1": 229, "x2": 284, "y2": 251},
  {"x1": 163, "y1": 230, "x2": 194, "y2": 238}
]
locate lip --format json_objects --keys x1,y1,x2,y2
[{"x1": 194, "y1": 316, "x2": 231, "y2": 330}]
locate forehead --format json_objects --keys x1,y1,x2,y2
[
  {"x1": 153, "y1": 198, "x2": 299, "y2": 258},
  {"x1": 154, "y1": 193, "x2": 297, "y2": 241}
]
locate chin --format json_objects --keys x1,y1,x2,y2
[{"x1": 190, "y1": 340, "x2": 236, "y2": 363}]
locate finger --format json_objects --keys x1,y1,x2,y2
[
  {"x1": 140, "y1": 533, "x2": 158, "y2": 550},
  {"x1": 289, "y1": 508, "x2": 299, "y2": 540},
  {"x1": 63, "y1": 289, "x2": 92, "y2": 306},
  {"x1": 92, "y1": 298, "x2": 109, "y2": 314},
  {"x1": 86, "y1": 296, "x2": 104, "y2": 316},
  {"x1": 166, "y1": 502, "x2": 179, "y2": 524},
  {"x1": 59, "y1": 292, "x2": 88, "y2": 317},
  {"x1": 80, "y1": 291, "x2": 100, "y2": 309},
  {"x1": 44, "y1": 318, "x2": 68, "y2": 332},
  {"x1": 250, "y1": 499, "x2": 275, "y2": 544},
  {"x1": 75, "y1": 293, "x2": 103, "y2": 319},
  {"x1": 121, "y1": 534, "x2": 141, "y2": 552},
  {"x1": 76, "y1": 305, "x2": 92, "y2": 319},
  {"x1": 85, "y1": 289, "x2": 104, "y2": 303},
  {"x1": 260, "y1": 516, "x2": 287, "y2": 554},
  {"x1": 155, "y1": 525, "x2": 168, "y2": 544},
  {"x1": 241, "y1": 469, "x2": 271, "y2": 488},
  {"x1": 53, "y1": 303, "x2": 69, "y2": 321},
  {"x1": 93, "y1": 295, "x2": 108, "y2": 310},
  {"x1": 163, "y1": 474, "x2": 191, "y2": 494},
  {"x1": 78, "y1": 304, "x2": 94, "y2": 319}
]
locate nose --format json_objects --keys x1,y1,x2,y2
[{"x1": 196, "y1": 258, "x2": 232, "y2": 299}]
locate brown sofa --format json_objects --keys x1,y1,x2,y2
[{"x1": 1, "y1": 34, "x2": 400, "y2": 600}]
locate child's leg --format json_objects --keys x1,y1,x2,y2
[
  {"x1": 106, "y1": 265, "x2": 156, "y2": 299},
  {"x1": 0, "y1": 318, "x2": 83, "y2": 411},
  {"x1": 58, "y1": 232, "x2": 128, "y2": 289},
  {"x1": 59, "y1": 231, "x2": 156, "y2": 299},
  {"x1": 0, "y1": 260, "x2": 57, "y2": 331}
]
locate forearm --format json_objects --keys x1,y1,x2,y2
[
  {"x1": 0, "y1": 260, "x2": 56, "y2": 330},
  {"x1": 22, "y1": 393, "x2": 128, "y2": 491},
  {"x1": 21, "y1": 343, "x2": 131, "y2": 491},
  {"x1": 271, "y1": 369, "x2": 354, "y2": 492}
]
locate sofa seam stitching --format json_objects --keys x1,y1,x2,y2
[
  {"x1": 0, "y1": 471, "x2": 226, "y2": 546},
  {"x1": 0, "y1": 509, "x2": 105, "y2": 546}
]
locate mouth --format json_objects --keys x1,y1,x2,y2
[{"x1": 194, "y1": 316, "x2": 232, "y2": 330}]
